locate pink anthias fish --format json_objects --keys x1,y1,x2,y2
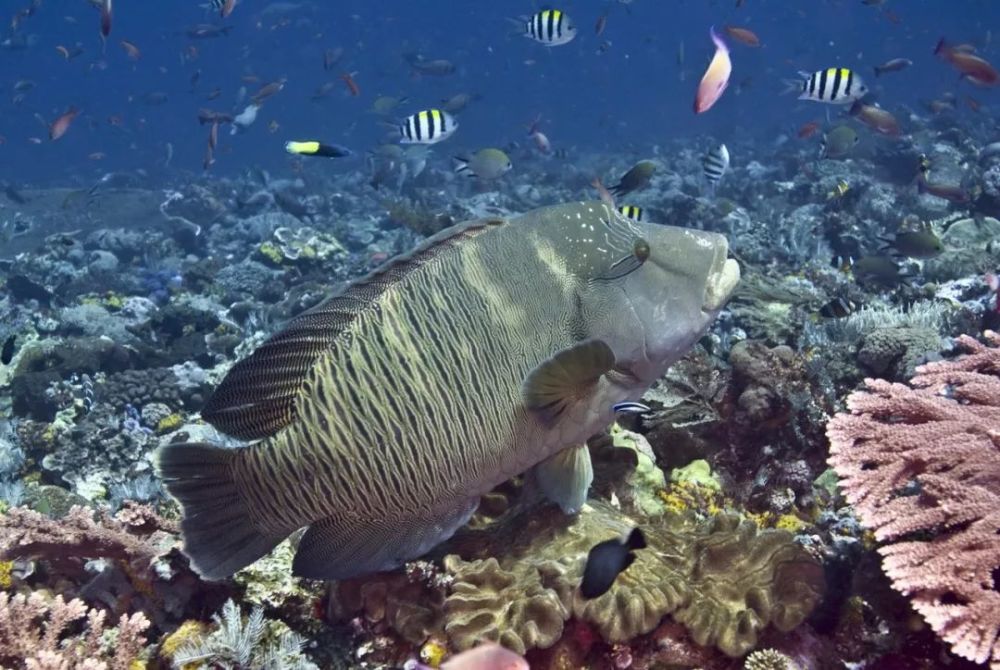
[
  {"x1": 693, "y1": 26, "x2": 731, "y2": 114},
  {"x1": 406, "y1": 643, "x2": 529, "y2": 670}
]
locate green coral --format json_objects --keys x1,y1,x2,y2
[
  {"x1": 670, "y1": 459, "x2": 722, "y2": 491},
  {"x1": 257, "y1": 241, "x2": 284, "y2": 266},
  {"x1": 433, "y1": 500, "x2": 823, "y2": 657},
  {"x1": 155, "y1": 413, "x2": 185, "y2": 435},
  {"x1": 233, "y1": 539, "x2": 315, "y2": 611}
]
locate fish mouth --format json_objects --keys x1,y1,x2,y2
[{"x1": 703, "y1": 239, "x2": 740, "y2": 312}]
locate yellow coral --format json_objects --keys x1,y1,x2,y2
[
  {"x1": 159, "y1": 620, "x2": 208, "y2": 663},
  {"x1": 102, "y1": 292, "x2": 125, "y2": 310},
  {"x1": 0, "y1": 559, "x2": 14, "y2": 588},
  {"x1": 128, "y1": 661, "x2": 146, "y2": 670},
  {"x1": 156, "y1": 413, "x2": 184, "y2": 434},
  {"x1": 774, "y1": 514, "x2": 807, "y2": 533},
  {"x1": 258, "y1": 241, "x2": 284, "y2": 265},
  {"x1": 420, "y1": 638, "x2": 447, "y2": 667}
]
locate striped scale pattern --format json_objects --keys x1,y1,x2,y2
[
  {"x1": 203, "y1": 219, "x2": 502, "y2": 441},
  {"x1": 228, "y1": 221, "x2": 580, "y2": 535}
]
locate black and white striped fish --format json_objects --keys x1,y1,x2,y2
[
  {"x1": 524, "y1": 9, "x2": 577, "y2": 46},
  {"x1": 703, "y1": 144, "x2": 730, "y2": 189},
  {"x1": 399, "y1": 109, "x2": 458, "y2": 145},
  {"x1": 617, "y1": 205, "x2": 643, "y2": 222},
  {"x1": 790, "y1": 68, "x2": 868, "y2": 105}
]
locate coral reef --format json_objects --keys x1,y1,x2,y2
[
  {"x1": 347, "y1": 500, "x2": 824, "y2": 659},
  {"x1": 0, "y1": 591, "x2": 150, "y2": 670},
  {"x1": 828, "y1": 331, "x2": 1000, "y2": 669}
]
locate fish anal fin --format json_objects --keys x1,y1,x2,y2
[
  {"x1": 203, "y1": 217, "x2": 507, "y2": 441},
  {"x1": 522, "y1": 339, "x2": 616, "y2": 424},
  {"x1": 292, "y1": 500, "x2": 478, "y2": 580},
  {"x1": 533, "y1": 443, "x2": 594, "y2": 514}
]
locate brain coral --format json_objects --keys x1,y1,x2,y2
[
  {"x1": 443, "y1": 556, "x2": 567, "y2": 655},
  {"x1": 437, "y1": 501, "x2": 823, "y2": 657}
]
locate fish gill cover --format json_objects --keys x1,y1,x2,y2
[{"x1": 0, "y1": 1, "x2": 999, "y2": 669}]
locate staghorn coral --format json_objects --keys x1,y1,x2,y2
[
  {"x1": 828, "y1": 331, "x2": 1000, "y2": 670},
  {"x1": 434, "y1": 500, "x2": 822, "y2": 658},
  {"x1": 0, "y1": 591, "x2": 150, "y2": 670}
]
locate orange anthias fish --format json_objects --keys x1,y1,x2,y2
[
  {"x1": 934, "y1": 38, "x2": 999, "y2": 86},
  {"x1": 340, "y1": 71, "x2": 360, "y2": 96},
  {"x1": 694, "y1": 26, "x2": 731, "y2": 114},
  {"x1": 850, "y1": 101, "x2": 900, "y2": 137},
  {"x1": 917, "y1": 174, "x2": 970, "y2": 204},
  {"x1": 723, "y1": 25, "x2": 760, "y2": 47},
  {"x1": 49, "y1": 107, "x2": 80, "y2": 140},
  {"x1": 797, "y1": 120, "x2": 821, "y2": 139},
  {"x1": 120, "y1": 39, "x2": 140, "y2": 60}
]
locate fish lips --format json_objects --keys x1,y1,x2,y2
[{"x1": 703, "y1": 238, "x2": 740, "y2": 312}]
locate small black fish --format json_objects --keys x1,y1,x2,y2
[
  {"x1": 5, "y1": 274, "x2": 52, "y2": 307},
  {"x1": 1, "y1": 334, "x2": 15, "y2": 365},
  {"x1": 818, "y1": 297, "x2": 858, "y2": 319},
  {"x1": 580, "y1": 527, "x2": 646, "y2": 599}
]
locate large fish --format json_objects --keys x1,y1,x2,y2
[{"x1": 156, "y1": 202, "x2": 740, "y2": 581}]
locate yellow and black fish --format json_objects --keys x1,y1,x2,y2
[
  {"x1": 617, "y1": 204, "x2": 643, "y2": 222},
  {"x1": 524, "y1": 9, "x2": 577, "y2": 46},
  {"x1": 789, "y1": 68, "x2": 868, "y2": 105},
  {"x1": 284, "y1": 140, "x2": 352, "y2": 158},
  {"x1": 399, "y1": 108, "x2": 458, "y2": 145}
]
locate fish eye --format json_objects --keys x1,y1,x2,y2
[{"x1": 633, "y1": 238, "x2": 650, "y2": 262}]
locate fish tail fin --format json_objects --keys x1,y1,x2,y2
[
  {"x1": 626, "y1": 527, "x2": 647, "y2": 550},
  {"x1": 781, "y1": 75, "x2": 805, "y2": 97},
  {"x1": 873, "y1": 66, "x2": 881, "y2": 77},
  {"x1": 155, "y1": 442, "x2": 283, "y2": 580},
  {"x1": 916, "y1": 174, "x2": 927, "y2": 193},
  {"x1": 452, "y1": 155, "x2": 471, "y2": 174},
  {"x1": 933, "y1": 37, "x2": 948, "y2": 56}
]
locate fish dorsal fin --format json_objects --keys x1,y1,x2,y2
[
  {"x1": 202, "y1": 218, "x2": 506, "y2": 440},
  {"x1": 522, "y1": 339, "x2": 616, "y2": 425}
]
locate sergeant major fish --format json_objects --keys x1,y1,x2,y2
[
  {"x1": 399, "y1": 109, "x2": 458, "y2": 144},
  {"x1": 156, "y1": 201, "x2": 740, "y2": 581},
  {"x1": 786, "y1": 68, "x2": 868, "y2": 104},
  {"x1": 523, "y1": 9, "x2": 577, "y2": 46},
  {"x1": 703, "y1": 143, "x2": 730, "y2": 193}
]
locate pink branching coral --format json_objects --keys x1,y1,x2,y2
[
  {"x1": 0, "y1": 591, "x2": 150, "y2": 669},
  {"x1": 0, "y1": 503, "x2": 177, "y2": 579},
  {"x1": 827, "y1": 331, "x2": 1000, "y2": 669}
]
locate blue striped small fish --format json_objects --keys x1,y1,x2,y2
[{"x1": 613, "y1": 401, "x2": 651, "y2": 414}]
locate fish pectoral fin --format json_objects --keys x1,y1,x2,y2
[
  {"x1": 533, "y1": 443, "x2": 594, "y2": 514},
  {"x1": 522, "y1": 339, "x2": 616, "y2": 424},
  {"x1": 291, "y1": 500, "x2": 479, "y2": 581}
]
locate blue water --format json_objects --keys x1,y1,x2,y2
[{"x1": 0, "y1": 0, "x2": 997, "y2": 184}]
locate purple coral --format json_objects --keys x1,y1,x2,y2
[{"x1": 827, "y1": 331, "x2": 1000, "y2": 669}]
